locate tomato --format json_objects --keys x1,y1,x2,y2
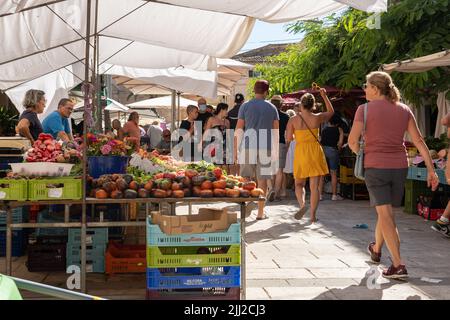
[
  {"x1": 201, "y1": 180, "x2": 213, "y2": 190},
  {"x1": 243, "y1": 181, "x2": 257, "y2": 191},
  {"x1": 213, "y1": 167, "x2": 223, "y2": 178}
]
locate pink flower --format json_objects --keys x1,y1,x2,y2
[{"x1": 100, "y1": 144, "x2": 112, "y2": 155}]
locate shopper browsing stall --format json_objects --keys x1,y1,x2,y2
[
  {"x1": 431, "y1": 111, "x2": 450, "y2": 237},
  {"x1": 318, "y1": 114, "x2": 344, "y2": 201}
]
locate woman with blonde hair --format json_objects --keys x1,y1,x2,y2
[
  {"x1": 349, "y1": 71, "x2": 439, "y2": 279},
  {"x1": 286, "y1": 88, "x2": 334, "y2": 223}
]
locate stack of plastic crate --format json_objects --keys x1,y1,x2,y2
[
  {"x1": 0, "y1": 207, "x2": 27, "y2": 257},
  {"x1": 145, "y1": 215, "x2": 241, "y2": 300},
  {"x1": 66, "y1": 228, "x2": 108, "y2": 273}
]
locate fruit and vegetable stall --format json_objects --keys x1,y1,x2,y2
[{"x1": 0, "y1": 133, "x2": 264, "y2": 299}]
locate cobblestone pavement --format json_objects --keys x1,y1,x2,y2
[{"x1": 236, "y1": 194, "x2": 450, "y2": 300}]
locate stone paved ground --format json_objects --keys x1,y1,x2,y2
[
  {"x1": 239, "y1": 194, "x2": 450, "y2": 300},
  {"x1": 2, "y1": 192, "x2": 449, "y2": 300}
]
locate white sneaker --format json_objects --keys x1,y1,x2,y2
[
  {"x1": 332, "y1": 195, "x2": 344, "y2": 201},
  {"x1": 319, "y1": 195, "x2": 323, "y2": 201}
]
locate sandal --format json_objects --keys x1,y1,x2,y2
[
  {"x1": 294, "y1": 206, "x2": 308, "y2": 220},
  {"x1": 256, "y1": 214, "x2": 269, "y2": 220}
]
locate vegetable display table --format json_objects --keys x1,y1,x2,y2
[{"x1": 1, "y1": 197, "x2": 264, "y2": 299}]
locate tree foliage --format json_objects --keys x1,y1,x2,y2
[{"x1": 250, "y1": 0, "x2": 450, "y2": 104}]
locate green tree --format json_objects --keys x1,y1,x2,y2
[{"x1": 250, "y1": 0, "x2": 450, "y2": 104}]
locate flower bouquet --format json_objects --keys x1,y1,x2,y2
[{"x1": 86, "y1": 134, "x2": 138, "y2": 178}]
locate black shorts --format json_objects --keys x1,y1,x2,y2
[{"x1": 364, "y1": 168, "x2": 408, "y2": 207}]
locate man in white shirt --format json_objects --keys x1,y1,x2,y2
[{"x1": 147, "y1": 121, "x2": 163, "y2": 150}]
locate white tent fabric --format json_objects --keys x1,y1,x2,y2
[
  {"x1": 405, "y1": 101, "x2": 427, "y2": 141},
  {"x1": 101, "y1": 64, "x2": 218, "y2": 98},
  {"x1": 382, "y1": 50, "x2": 450, "y2": 73},
  {"x1": 434, "y1": 91, "x2": 450, "y2": 138},
  {"x1": 74, "y1": 98, "x2": 129, "y2": 112},
  {"x1": 1, "y1": 0, "x2": 386, "y2": 114},
  {"x1": 6, "y1": 62, "x2": 85, "y2": 117},
  {"x1": 127, "y1": 96, "x2": 198, "y2": 109},
  {"x1": 0, "y1": 0, "x2": 387, "y2": 19},
  {"x1": 110, "y1": 58, "x2": 253, "y2": 98}
]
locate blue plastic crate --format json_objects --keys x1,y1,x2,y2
[
  {"x1": 0, "y1": 208, "x2": 25, "y2": 231},
  {"x1": 146, "y1": 216, "x2": 240, "y2": 247},
  {"x1": 66, "y1": 244, "x2": 106, "y2": 261},
  {"x1": 68, "y1": 228, "x2": 108, "y2": 245},
  {"x1": 146, "y1": 266, "x2": 240, "y2": 289},
  {"x1": 436, "y1": 169, "x2": 447, "y2": 185},
  {"x1": 408, "y1": 167, "x2": 448, "y2": 185},
  {"x1": 0, "y1": 230, "x2": 26, "y2": 257},
  {"x1": 66, "y1": 257, "x2": 105, "y2": 273},
  {"x1": 408, "y1": 167, "x2": 427, "y2": 181},
  {"x1": 36, "y1": 210, "x2": 67, "y2": 237}
]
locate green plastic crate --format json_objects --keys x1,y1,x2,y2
[
  {"x1": 404, "y1": 179, "x2": 434, "y2": 214},
  {"x1": 0, "y1": 179, "x2": 28, "y2": 201},
  {"x1": 28, "y1": 178, "x2": 82, "y2": 200},
  {"x1": 147, "y1": 245, "x2": 240, "y2": 268}
]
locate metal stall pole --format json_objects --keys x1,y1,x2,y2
[
  {"x1": 240, "y1": 202, "x2": 246, "y2": 300},
  {"x1": 171, "y1": 90, "x2": 176, "y2": 132},
  {"x1": 5, "y1": 205, "x2": 12, "y2": 275},
  {"x1": 177, "y1": 91, "x2": 181, "y2": 127},
  {"x1": 81, "y1": 0, "x2": 93, "y2": 293}
]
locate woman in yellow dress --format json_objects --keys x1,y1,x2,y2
[{"x1": 286, "y1": 88, "x2": 334, "y2": 223}]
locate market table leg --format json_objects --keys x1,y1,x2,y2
[
  {"x1": 240, "y1": 202, "x2": 246, "y2": 300},
  {"x1": 6, "y1": 206, "x2": 12, "y2": 275},
  {"x1": 65, "y1": 204, "x2": 70, "y2": 223},
  {"x1": 81, "y1": 216, "x2": 87, "y2": 293}
]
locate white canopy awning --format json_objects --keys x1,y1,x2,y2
[
  {"x1": 110, "y1": 58, "x2": 253, "y2": 98},
  {"x1": 127, "y1": 96, "x2": 198, "y2": 109},
  {"x1": 382, "y1": 50, "x2": 450, "y2": 73},
  {"x1": 1, "y1": 0, "x2": 386, "y2": 112}
]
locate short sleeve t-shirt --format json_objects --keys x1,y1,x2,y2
[
  {"x1": 42, "y1": 111, "x2": 71, "y2": 139},
  {"x1": 354, "y1": 100, "x2": 413, "y2": 169},
  {"x1": 277, "y1": 109, "x2": 290, "y2": 144},
  {"x1": 238, "y1": 98, "x2": 279, "y2": 149},
  {"x1": 227, "y1": 104, "x2": 241, "y2": 130},
  {"x1": 19, "y1": 109, "x2": 43, "y2": 141}
]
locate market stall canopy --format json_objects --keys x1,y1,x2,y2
[
  {"x1": 382, "y1": 50, "x2": 450, "y2": 73},
  {"x1": 74, "y1": 98, "x2": 129, "y2": 111},
  {"x1": 102, "y1": 64, "x2": 217, "y2": 98},
  {"x1": 110, "y1": 58, "x2": 253, "y2": 98},
  {"x1": 127, "y1": 96, "x2": 198, "y2": 109},
  {"x1": 382, "y1": 50, "x2": 450, "y2": 138},
  {"x1": 1, "y1": 0, "x2": 386, "y2": 112}
]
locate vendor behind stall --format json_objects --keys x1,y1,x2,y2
[
  {"x1": 156, "y1": 129, "x2": 172, "y2": 155},
  {"x1": 123, "y1": 111, "x2": 141, "y2": 150},
  {"x1": 16, "y1": 89, "x2": 45, "y2": 144},
  {"x1": 42, "y1": 98, "x2": 74, "y2": 142}
]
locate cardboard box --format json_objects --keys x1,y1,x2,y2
[{"x1": 150, "y1": 208, "x2": 237, "y2": 235}]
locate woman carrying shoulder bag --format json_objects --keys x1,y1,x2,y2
[
  {"x1": 348, "y1": 71, "x2": 439, "y2": 279},
  {"x1": 286, "y1": 88, "x2": 334, "y2": 223}
]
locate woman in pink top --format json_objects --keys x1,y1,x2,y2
[
  {"x1": 349, "y1": 71, "x2": 439, "y2": 279},
  {"x1": 123, "y1": 111, "x2": 141, "y2": 150}
]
